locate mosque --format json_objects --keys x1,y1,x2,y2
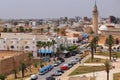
[{"x1": 91, "y1": 1, "x2": 120, "y2": 45}]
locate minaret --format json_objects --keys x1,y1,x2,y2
[{"x1": 93, "y1": 0, "x2": 98, "y2": 35}]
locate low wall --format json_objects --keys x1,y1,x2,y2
[{"x1": 0, "y1": 52, "x2": 28, "y2": 74}]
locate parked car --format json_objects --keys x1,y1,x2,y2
[
  {"x1": 53, "y1": 61, "x2": 61, "y2": 67},
  {"x1": 57, "y1": 57, "x2": 65, "y2": 62},
  {"x1": 30, "y1": 74, "x2": 38, "y2": 80},
  {"x1": 57, "y1": 70, "x2": 64, "y2": 73},
  {"x1": 46, "y1": 76, "x2": 55, "y2": 80},
  {"x1": 70, "y1": 60, "x2": 77, "y2": 65},
  {"x1": 38, "y1": 65, "x2": 53, "y2": 75},
  {"x1": 60, "y1": 66, "x2": 69, "y2": 70},
  {"x1": 75, "y1": 58, "x2": 81, "y2": 62},
  {"x1": 51, "y1": 71, "x2": 62, "y2": 76}
]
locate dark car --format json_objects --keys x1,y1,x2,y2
[
  {"x1": 57, "y1": 57, "x2": 65, "y2": 62},
  {"x1": 46, "y1": 76, "x2": 55, "y2": 80},
  {"x1": 70, "y1": 52, "x2": 76, "y2": 56},
  {"x1": 57, "y1": 70, "x2": 64, "y2": 73}
]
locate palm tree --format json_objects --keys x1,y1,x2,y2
[
  {"x1": 92, "y1": 36, "x2": 99, "y2": 53},
  {"x1": 13, "y1": 69, "x2": 17, "y2": 79},
  {"x1": 47, "y1": 41, "x2": 53, "y2": 57},
  {"x1": 106, "y1": 35, "x2": 114, "y2": 60},
  {"x1": 52, "y1": 40, "x2": 56, "y2": 55},
  {"x1": 89, "y1": 41, "x2": 96, "y2": 61},
  {"x1": 104, "y1": 60, "x2": 111, "y2": 80},
  {"x1": 36, "y1": 41, "x2": 43, "y2": 56},
  {"x1": 54, "y1": 28, "x2": 57, "y2": 36},
  {"x1": 0, "y1": 74, "x2": 6, "y2": 80},
  {"x1": 47, "y1": 26, "x2": 50, "y2": 33},
  {"x1": 20, "y1": 62, "x2": 26, "y2": 78},
  {"x1": 61, "y1": 30, "x2": 66, "y2": 36},
  {"x1": 27, "y1": 53, "x2": 33, "y2": 74},
  {"x1": 36, "y1": 41, "x2": 44, "y2": 67},
  {"x1": 42, "y1": 42, "x2": 47, "y2": 57}
]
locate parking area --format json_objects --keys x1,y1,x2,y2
[{"x1": 31, "y1": 53, "x2": 82, "y2": 80}]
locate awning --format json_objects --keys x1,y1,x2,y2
[{"x1": 38, "y1": 50, "x2": 53, "y2": 54}]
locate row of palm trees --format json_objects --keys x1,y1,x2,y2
[
  {"x1": 36, "y1": 40, "x2": 56, "y2": 56},
  {"x1": 12, "y1": 52, "x2": 33, "y2": 79},
  {"x1": 89, "y1": 35, "x2": 114, "y2": 80},
  {"x1": 89, "y1": 35, "x2": 114, "y2": 61},
  {"x1": 40, "y1": 26, "x2": 66, "y2": 37},
  {"x1": 89, "y1": 36, "x2": 99, "y2": 61}
]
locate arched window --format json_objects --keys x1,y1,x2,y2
[
  {"x1": 25, "y1": 46, "x2": 29, "y2": 49},
  {"x1": 11, "y1": 46, "x2": 14, "y2": 49}
]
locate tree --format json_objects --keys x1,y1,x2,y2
[
  {"x1": 47, "y1": 26, "x2": 50, "y2": 33},
  {"x1": 3, "y1": 28, "x2": 7, "y2": 32},
  {"x1": 28, "y1": 28, "x2": 32, "y2": 32},
  {"x1": 92, "y1": 36, "x2": 99, "y2": 53},
  {"x1": 61, "y1": 30, "x2": 66, "y2": 36},
  {"x1": 13, "y1": 69, "x2": 17, "y2": 79},
  {"x1": 27, "y1": 53, "x2": 33, "y2": 74},
  {"x1": 19, "y1": 26, "x2": 25, "y2": 32},
  {"x1": 42, "y1": 42, "x2": 47, "y2": 57},
  {"x1": 8, "y1": 28, "x2": 13, "y2": 32},
  {"x1": 36, "y1": 41, "x2": 44, "y2": 67},
  {"x1": 33, "y1": 61, "x2": 39, "y2": 68},
  {"x1": 36, "y1": 41, "x2": 43, "y2": 56},
  {"x1": 54, "y1": 28, "x2": 57, "y2": 36},
  {"x1": 16, "y1": 28, "x2": 19, "y2": 32},
  {"x1": 89, "y1": 41, "x2": 95, "y2": 61},
  {"x1": 13, "y1": 22, "x2": 18, "y2": 26},
  {"x1": 104, "y1": 60, "x2": 111, "y2": 80},
  {"x1": 0, "y1": 74, "x2": 6, "y2": 80},
  {"x1": 106, "y1": 35, "x2": 114, "y2": 60},
  {"x1": 20, "y1": 62, "x2": 26, "y2": 78}
]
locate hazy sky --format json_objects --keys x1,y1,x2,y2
[{"x1": 0, "y1": 0, "x2": 120, "y2": 19}]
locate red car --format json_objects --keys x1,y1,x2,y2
[{"x1": 60, "y1": 66, "x2": 69, "y2": 70}]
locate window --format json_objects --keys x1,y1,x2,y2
[
  {"x1": 11, "y1": 46, "x2": 14, "y2": 49},
  {"x1": 25, "y1": 46, "x2": 29, "y2": 49}
]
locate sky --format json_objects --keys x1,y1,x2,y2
[{"x1": 0, "y1": 0, "x2": 120, "y2": 19}]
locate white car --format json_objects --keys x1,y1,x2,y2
[
  {"x1": 53, "y1": 61, "x2": 61, "y2": 66},
  {"x1": 30, "y1": 74, "x2": 38, "y2": 80}
]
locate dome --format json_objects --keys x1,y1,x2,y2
[{"x1": 99, "y1": 25, "x2": 108, "y2": 31}]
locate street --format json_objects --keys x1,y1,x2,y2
[{"x1": 37, "y1": 55, "x2": 79, "y2": 80}]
